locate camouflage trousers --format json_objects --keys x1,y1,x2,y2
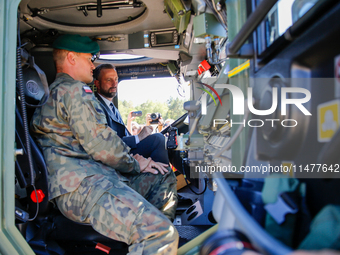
[{"x1": 55, "y1": 170, "x2": 178, "y2": 255}]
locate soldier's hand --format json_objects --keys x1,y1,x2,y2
[
  {"x1": 143, "y1": 160, "x2": 169, "y2": 175},
  {"x1": 133, "y1": 154, "x2": 169, "y2": 175},
  {"x1": 133, "y1": 154, "x2": 152, "y2": 170},
  {"x1": 137, "y1": 126, "x2": 153, "y2": 141}
]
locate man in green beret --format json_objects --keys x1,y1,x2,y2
[{"x1": 31, "y1": 34, "x2": 178, "y2": 255}]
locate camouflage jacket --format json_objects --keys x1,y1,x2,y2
[{"x1": 31, "y1": 73, "x2": 140, "y2": 200}]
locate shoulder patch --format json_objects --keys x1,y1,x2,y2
[{"x1": 83, "y1": 85, "x2": 93, "y2": 93}]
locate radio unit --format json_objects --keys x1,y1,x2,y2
[{"x1": 150, "y1": 30, "x2": 178, "y2": 47}]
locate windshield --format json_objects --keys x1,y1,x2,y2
[{"x1": 117, "y1": 77, "x2": 190, "y2": 124}]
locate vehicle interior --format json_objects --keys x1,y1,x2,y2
[{"x1": 2, "y1": 0, "x2": 340, "y2": 254}]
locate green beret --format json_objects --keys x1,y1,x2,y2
[{"x1": 52, "y1": 34, "x2": 99, "y2": 55}]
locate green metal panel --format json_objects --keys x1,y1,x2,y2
[
  {"x1": 226, "y1": 0, "x2": 250, "y2": 170},
  {"x1": 0, "y1": 0, "x2": 35, "y2": 254},
  {"x1": 164, "y1": 0, "x2": 191, "y2": 33},
  {"x1": 193, "y1": 13, "x2": 226, "y2": 38}
]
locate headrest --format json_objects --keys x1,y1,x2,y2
[{"x1": 18, "y1": 53, "x2": 49, "y2": 107}]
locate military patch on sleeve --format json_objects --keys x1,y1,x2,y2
[{"x1": 83, "y1": 85, "x2": 93, "y2": 93}]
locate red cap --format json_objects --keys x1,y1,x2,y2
[
  {"x1": 197, "y1": 60, "x2": 211, "y2": 75},
  {"x1": 30, "y1": 189, "x2": 45, "y2": 203},
  {"x1": 201, "y1": 60, "x2": 211, "y2": 71},
  {"x1": 198, "y1": 66, "x2": 204, "y2": 75}
]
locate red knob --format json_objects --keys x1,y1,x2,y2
[{"x1": 30, "y1": 189, "x2": 45, "y2": 203}]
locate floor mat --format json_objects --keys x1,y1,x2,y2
[{"x1": 176, "y1": 225, "x2": 213, "y2": 247}]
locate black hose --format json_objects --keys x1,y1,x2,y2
[
  {"x1": 17, "y1": 47, "x2": 35, "y2": 187},
  {"x1": 17, "y1": 49, "x2": 36, "y2": 188},
  {"x1": 182, "y1": 159, "x2": 208, "y2": 195},
  {"x1": 17, "y1": 14, "x2": 39, "y2": 221}
]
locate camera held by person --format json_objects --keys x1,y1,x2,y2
[{"x1": 150, "y1": 112, "x2": 162, "y2": 124}]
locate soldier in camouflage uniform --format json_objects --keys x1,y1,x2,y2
[{"x1": 31, "y1": 34, "x2": 178, "y2": 255}]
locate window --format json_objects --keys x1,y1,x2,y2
[
  {"x1": 117, "y1": 77, "x2": 190, "y2": 124},
  {"x1": 257, "y1": 0, "x2": 319, "y2": 54}
]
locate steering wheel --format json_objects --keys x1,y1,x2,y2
[{"x1": 161, "y1": 112, "x2": 188, "y2": 135}]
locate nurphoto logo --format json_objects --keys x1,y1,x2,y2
[{"x1": 200, "y1": 84, "x2": 312, "y2": 128}]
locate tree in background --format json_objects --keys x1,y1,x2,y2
[
  {"x1": 166, "y1": 97, "x2": 186, "y2": 120},
  {"x1": 118, "y1": 97, "x2": 186, "y2": 125}
]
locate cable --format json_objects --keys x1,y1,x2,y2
[
  {"x1": 182, "y1": 159, "x2": 208, "y2": 195},
  {"x1": 185, "y1": 114, "x2": 200, "y2": 146},
  {"x1": 197, "y1": 81, "x2": 230, "y2": 106},
  {"x1": 207, "y1": 92, "x2": 230, "y2": 106},
  {"x1": 203, "y1": 0, "x2": 227, "y2": 31},
  {"x1": 177, "y1": 83, "x2": 186, "y2": 97},
  {"x1": 27, "y1": 185, "x2": 39, "y2": 221},
  {"x1": 211, "y1": 0, "x2": 228, "y2": 32},
  {"x1": 205, "y1": 36, "x2": 228, "y2": 65},
  {"x1": 17, "y1": 15, "x2": 35, "y2": 187},
  {"x1": 214, "y1": 99, "x2": 250, "y2": 158},
  {"x1": 17, "y1": 11, "x2": 39, "y2": 221}
]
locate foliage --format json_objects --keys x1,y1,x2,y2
[{"x1": 118, "y1": 96, "x2": 186, "y2": 124}]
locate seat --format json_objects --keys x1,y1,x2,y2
[{"x1": 15, "y1": 51, "x2": 128, "y2": 255}]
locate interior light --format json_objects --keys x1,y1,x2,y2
[{"x1": 99, "y1": 54, "x2": 145, "y2": 60}]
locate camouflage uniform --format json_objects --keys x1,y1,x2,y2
[{"x1": 31, "y1": 73, "x2": 178, "y2": 254}]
